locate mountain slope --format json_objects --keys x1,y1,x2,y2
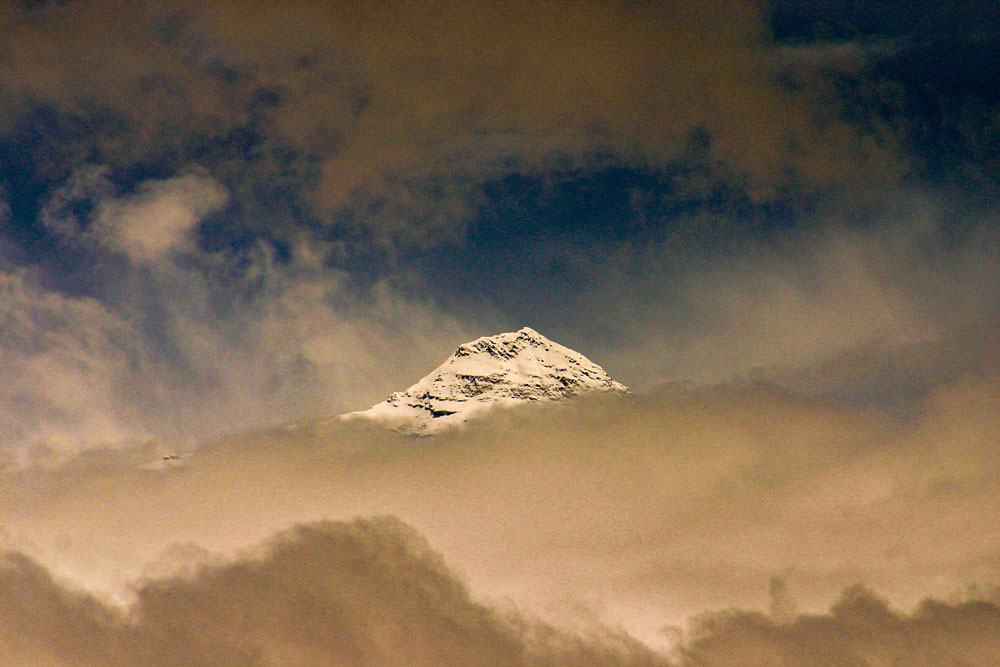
[{"x1": 346, "y1": 327, "x2": 628, "y2": 434}]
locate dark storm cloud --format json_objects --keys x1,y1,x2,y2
[
  {"x1": 0, "y1": 0, "x2": 993, "y2": 296},
  {"x1": 770, "y1": 0, "x2": 1000, "y2": 198},
  {"x1": 769, "y1": 0, "x2": 1000, "y2": 42}
]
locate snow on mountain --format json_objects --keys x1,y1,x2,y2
[{"x1": 345, "y1": 327, "x2": 628, "y2": 434}]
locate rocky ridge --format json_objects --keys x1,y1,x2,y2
[{"x1": 345, "y1": 327, "x2": 628, "y2": 434}]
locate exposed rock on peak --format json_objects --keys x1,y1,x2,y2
[{"x1": 345, "y1": 327, "x2": 628, "y2": 434}]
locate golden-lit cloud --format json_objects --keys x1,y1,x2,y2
[
  {"x1": 0, "y1": 518, "x2": 668, "y2": 666},
  {"x1": 0, "y1": 0, "x2": 907, "y2": 247},
  {"x1": 0, "y1": 2, "x2": 995, "y2": 662},
  {"x1": 1, "y1": 378, "x2": 997, "y2": 647},
  {"x1": 681, "y1": 585, "x2": 1000, "y2": 666},
  {"x1": 41, "y1": 166, "x2": 228, "y2": 262},
  {"x1": 1, "y1": 396, "x2": 998, "y2": 665}
]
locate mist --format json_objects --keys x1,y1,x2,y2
[{"x1": 1, "y1": 377, "x2": 997, "y2": 658}]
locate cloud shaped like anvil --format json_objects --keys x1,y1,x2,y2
[{"x1": 346, "y1": 327, "x2": 628, "y2": 434}]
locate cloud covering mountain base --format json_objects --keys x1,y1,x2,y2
[
  {"x1": 0, "y1": 379, "x2": 997, "y2": 662},
  {"x1": 0, "y1": 517, "x2": 668, "y2": 667},
  {"x1": 0, "y1": 517, "x2": 997, "y2": 666}
]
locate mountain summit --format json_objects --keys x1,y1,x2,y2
[{"x1": 346, "y1": 327, "x2": 628, "y2": 434}]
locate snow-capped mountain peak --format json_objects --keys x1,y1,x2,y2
[{"x1": 345, "y1": 327, "x2": 628, "y2": 434}]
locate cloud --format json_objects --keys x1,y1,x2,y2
[
  {"x1": 0, "y1": 3, "x2": 993, "y2": 660},
  {"x1": 98, "y1": 172, "x2": 228, "y2": 262},
  {"x1": 2, "y1": 377, "x2": 997, "y2": 644},
  {"x1": 3, "y1": 168, "x2": 476, "y2": 455},
  {"x1": 0, "y1": 518, "x2": 668, "y2": 666},
  {"x1": 41, "y1": 166, "x2": 228, "y2": 262},
  {"x1": 0, "y1": 268, "x2": 149, "y2": 458},
  {"x1": 0, "y1": 255, "x2": 472, "y2": 455},
  {"x1": 681, "y1": 585, "x2": 1000, "y2": 666},
  {"x1": 0, "y1": 515, "x2": 997, "y2": 665},
  {"x1": 591, "y1": 195, "x2": 1000, "y2": 400},
  {"x1": 0, "y1": 0, "x2": 911, "y2": 252},
  {"x1": 11, "y1": 167, "x2": 1000, "y2": 460}
]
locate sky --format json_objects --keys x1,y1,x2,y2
[{"x1": 0, "y1": 0, "x2": 999, "y2": 664}]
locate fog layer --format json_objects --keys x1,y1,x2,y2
[{"x1": 2, "y1": 379, "x2": 997, "y2": 648}]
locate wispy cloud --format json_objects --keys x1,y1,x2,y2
[
  {"x1": 595, "y1": 195, "x2": 1000, "y2": 401},
  {"x1": 2, "y1": 168, "x2": 474, "y2": 455}
]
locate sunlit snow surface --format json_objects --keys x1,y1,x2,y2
[{"x1": 345, "y1": 327, "x2": 628, "y2": 434}]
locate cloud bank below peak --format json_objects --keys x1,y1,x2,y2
[{"x1": 0, "y1": 512, "x2": 997, "y2": 665}]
